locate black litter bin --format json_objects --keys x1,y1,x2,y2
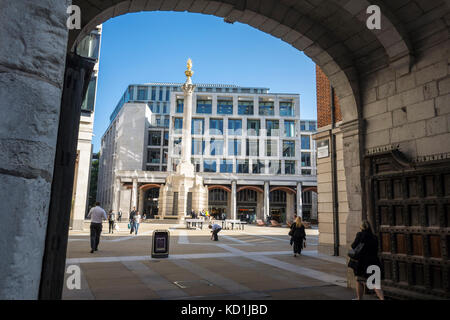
[{"x1": 152, "y1": 229, "x2": 170, "y2": 258}]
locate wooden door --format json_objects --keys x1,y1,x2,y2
[{"x1": 365, "y1": 150, "x2": 450, "y2": 299}]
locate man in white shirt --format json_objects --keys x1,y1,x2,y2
[
  {"x1": 87, "y1": 202, "x2": 107, "y2": 253},
  {"x1": 208, "y1": 223, "x2": 222, "y2": 241},
  {"x1": 134, "y1": 212, "x2": 141, "y2": 235}
]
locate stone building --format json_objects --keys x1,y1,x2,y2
[
  {"x1": 98, "y1": 83, "x2": 318, "y2": 223},
  {"x1": 69, "y1": 25, "x2": 102, "y2": 231},
  {"x1": 1, "y1": 0, "x2": 449, "y2": 300}
]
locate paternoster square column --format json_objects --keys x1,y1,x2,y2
[{"x1": 176, "y1": 58, "x2": 196, "y2": 177}]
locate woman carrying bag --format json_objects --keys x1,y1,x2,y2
[
  {"x1": 348, "y1": 220, "x2": 384, "y2": 300},
  {"x1": 289, "y1": 216, "x2": 306, "y2": 257}
]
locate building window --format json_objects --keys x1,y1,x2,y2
[
  {"x1": 192, "y1": 139, "x2": 205, "y2": 155},
  {"x1": 81, "y1": 77, "x2": 97, "y2": 112},
  {"x1": 137, "y1": 86, "x2": 148, "y2": 100},
  {"x1": 238, "y1": 101, "x2": 253, "y2": 115},
  {"x1": 301, "y1": 135, "x2": 311, "y2": 149},
  {"x1": 173, "y1": 138, "x2": 182, "y2": 155},
  {"x1": 191, "y1": 157, "x2": 201, "y2": 172},
  {"x1": 209, "y1": 119, "x2": 223, "y2": 135},
  {"x1": 252, "y1": 160, "x2": 265, "y2": 174},
  {"x1": 159, "y1": 88, "x2": 163, "y2": 101},
  {"x1": 302, "y1": 169, "x2": 311, "y2": 175},
  {"x1": 309, "y1": 122, "x2": 317, "y2": 131},
  {"x1": 148, "y1": 131, "x2": 161, "y2": 146},
  {"x1": 266, "y1": 120, "x2": 279, "y2": 136},
  {"x1": 300, "y1": 121, "x2": 306, "y2": 131},
  {"x1": 220, "y1": 159, "x2": 233, "y2": 173},
  {"x1": 192, "y1": 118, "x2": 205, "y2": 135},
  {"x1": 228, "y1": 119, "x2": 242, "y2": 135},
  {"x1": 285, "y1": 120, "x2": 295, "y2": 137},
  {"x1": 269, "y1": 160, "x2": 281, "y2": 174},
  {"x1": 146, "y1": 165, "x2": 160, "y2": 172},
  {"x1": 155, "y1": 115, "x2": 161, "y2": 127},
  {"x1": 204, "y1": 160, "x2": 217, "y2": 173},
  {"x1": 266, "y1": 140, "x2": 278, "y2": 157},
  {"x1": 279, "y1": 101, "x2": 294, "y2": 117},
  {"x1": 163, "y1": 116, "x2": 170, "y2": 128},
  {"x1": 228, "y1": 139, "x2": 241, "y2": 156},
  {"x1": 217, "y1": 99, "x2": 233, "y2": 114},
  {"x1": 283, "y1": 140, "x2": 295, "y2": 157},
  {"x1": 162, "y1": 149, "x2": 168, "y2": 164},
  {"x1": 163, "y1": 131, "x2": 169, "y2": 146},
  {"x1": 246, "y1": 139, "x2": 259, "y2": 156},
  {"x1": 196, "y1": 99, "x2": 212, "y2": 114},
  {"x1": 147, "y1": 149, "x2": 161, "y2": 164},
  {"x1": 210, "y1": 138, "x2": 224, "y2": 156},
  {"x1": 301, "y1": 153, "x2": 311, "y2": 166},
  {"x1": 151, "y1": 87, "x2": 156, "y2": 100},
  {"x1": 259, "y1": 101, "x2": 274, "y2": 116},
  {"x1": 176, "y1": 99, "x2": 184, "y2": 113},
  {"x1": 166, "y1": 87, "x2": 170, "y2": 101},
  {"x1": 174, "y1": 118, "x2": 183, "y2": 134},
  {"x1": 237, "y1": 160, "x2": 249, "y2": 174},
  {"x1": 285, "y1": 161, "x2": 296, "y2": 174},
  {"x1": 128, "y1": 86, "x2": 134, "y2": 100},
  {"x1": 247, "y1": 119, "x2": 260, "y2": 136}
]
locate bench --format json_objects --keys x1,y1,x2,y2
[
  {"x1": 223, "y1": 219, "x2": 247, "y2": 230},
  {"x1": 185, "y1": 219, "x2": 204, "y2": 230}
]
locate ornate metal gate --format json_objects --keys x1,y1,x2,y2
[{"x1": 365, "y1": 149, "x2": 450, "y2": 299}]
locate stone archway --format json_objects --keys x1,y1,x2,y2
[{"x1": 2, "y1": 0, "x2": 449, "y2": 300}]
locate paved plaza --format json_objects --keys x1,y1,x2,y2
[{"x1": 63, "y1": 222, "x2": 365, "y2": 300}]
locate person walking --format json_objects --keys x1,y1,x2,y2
[
  {"x1": 129, "y1": 206, "x2": 137, "y2": 234},
  {"x1": 348, "y1": 220, "x2": 385, "y2": 300},
  {"x1": 118, "y1": 210, "x2": 122, "y2": 222},
  {"x1": 87, "y1": 202, "x2": 107, "y2": 253},
  {"x1": 208, "y1": 223, "x2": 222, "y2": 241},
  {"x1": 108, "y1": 210, "x2": 116, "y2": 234},
  {"x1": 134, "y1": 211, "x2": 141, "y2": 235},
  {"x1": 289, "y1": 216, "x2": 306, "y2": 257}
]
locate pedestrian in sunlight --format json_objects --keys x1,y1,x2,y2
[
  {"x1": 209, "y1": 223, "x2": 222, "y2": 241},
  {"x1": 289, "y1": 216, "x2": 306, "y2": 257},
  {"x1": 87, "y1": 202, "x2": 107, "y2": 253}
]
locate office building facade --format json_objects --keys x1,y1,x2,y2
[{"x1": 98, "y1": 83, "x2": 317, "y2": 223}]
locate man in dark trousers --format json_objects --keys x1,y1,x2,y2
[
  {"x1": 87, "y1": 202, "x2": 107, "y2": 253},
  {"x1": 129, "y1": 206, "x2": 137, "y2": 234},
  {"x1": 208, "y1": 223, "x2": 222, "y2": 241}
]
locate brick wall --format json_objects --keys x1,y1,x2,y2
[{"x1": 316, "y1": 66, "x2": 342, "y2": 128}]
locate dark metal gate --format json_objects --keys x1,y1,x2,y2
[{"x1": 365, "y1": 149, "x2": 450, "y2": 299}]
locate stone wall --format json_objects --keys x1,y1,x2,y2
[
  {"x1": 363, "y1": 40, "x2": 450, "y2": 159},
  {"x1": 0, "y1": 0, "x2": 70, "y2": 299}
]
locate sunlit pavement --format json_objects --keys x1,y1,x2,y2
[{"x1": 63, "y1": 221, "x2": 368, "y2": 300}]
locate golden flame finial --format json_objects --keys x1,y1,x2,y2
[{"x1": 185, "y1": 58, "x2": 194, "y2": 78}]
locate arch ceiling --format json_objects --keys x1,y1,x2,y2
[{"x1": 70, "y1": 0, "x2": 448, "y2": 122}]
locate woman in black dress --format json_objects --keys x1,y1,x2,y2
[
  {"x1": 290, "y1": 216, "x2": 306, "y2": 257},
  {"x1": 349, "y1": 220, "x2": 384, "y2": 300}
]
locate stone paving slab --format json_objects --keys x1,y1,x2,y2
[{"x1": 63, "y1": 222, "x2": 364, "y2": 300}]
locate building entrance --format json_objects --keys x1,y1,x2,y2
[
  {"x1": 144, "y1": 188, "x2": 160, "y2": 218},
  {"x1": 208, "y1": 188, "x2": 229, "y2": 219},
  {"x1": 237, "y1": 207, "x2": 256, "y2": 223}
]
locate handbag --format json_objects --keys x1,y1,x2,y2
[
  {"x1": 127, "y1": 223, "x2": 131, "y2": 229},
  {"x1": 348, "y1": 242, "x2": 364, "y2": 259},
  {"x1": 288, "y1": 229, "x2": 293, "y2": 236},
  {"x1": 348, "y1": 258, "x2": 359, "y2": 271}
]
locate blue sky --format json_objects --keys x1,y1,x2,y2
[{"x1": 93, "y1": 11, "x2": 317, "y2": 152}]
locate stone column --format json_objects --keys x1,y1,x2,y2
[
  {"x1": 0, "y1": 1, "x2": 70, "y2": 299},
  {"x1": 297, "y1": 182, "x2": 303, "y2": 219},
  {"x1": 131, "y1": 178, "x2": 138, "y2": 210},
  {"x1": 231, "y1": 181, "x2": 237, "y2": 220},
  {"x1": 138, "y1": 188, "x2": 144, "y2": 215},
  {"x1": 113, "y1": 177, "x2": 121, "y2": 213},
  {"x1": 264, "y1": 181, "x2": 270, "y2": 220}
]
